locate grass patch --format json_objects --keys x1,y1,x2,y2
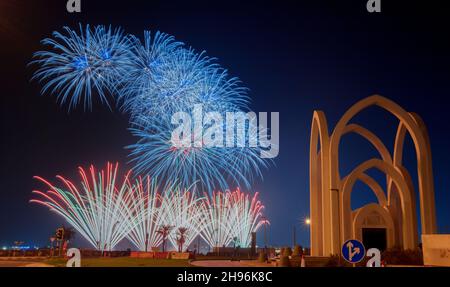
[
  {"x1": 195, "y1": 255, "x2": 256, "y2": 261},
  {"x1": 44, "y1": 257, "x2": 192, "y2": 267}
]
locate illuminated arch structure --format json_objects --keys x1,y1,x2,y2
[{"x1": 309, "y1": 95, "x2": 437, "y2": 256}]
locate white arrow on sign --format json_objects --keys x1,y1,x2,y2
[{"x1": 346, "y1": 241, "x2": 360, "y2": 261}]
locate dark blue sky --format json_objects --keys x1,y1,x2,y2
[{"x1": 1, "y1": 0, "x2": 449, "y2": 249}]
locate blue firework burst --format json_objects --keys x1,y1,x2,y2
[
  {"x1": 118, "y1": 31, "x2": 185, "y2": 117},
  {"x1": 31, "y1": 24, "x2": 131, "y2": 110},
  {"x1": 127, "y1": 113, "x2": 269, "y2": 193},
  {"x1": 32, "y1": 24, "x2": 271, "y2": 193},
  {"x1": 119, "y1": 31, "x2": 249, "y2": 123}
]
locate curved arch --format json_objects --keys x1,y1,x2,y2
[
  {"x1": 390, "y1": 113, "x2": 436, "y2": 236},
  {"x1": 329, "y1": 95, "x2": 436, "y2": 240},
  {"x1": 309, "y1": 111, "x2": 330, "y2": 256},
  {"x1": 352, "y1": 203, "x2": 395, "y2": 248},
  {"x1": 354, "y1": 173, "x2": 387, "y2": 207},
  {"x1": 341, "y1": 159, "x2": 416, "y2": 249},
  {"x1": 390, "y1": 113, "x2": 426, "y2": 193},
  {"x1": 342, "y1": 124, "x2": 392, "y2": 164},
  {"x1": 343, "y1": 123, "x2": 393, "y2": 191}
]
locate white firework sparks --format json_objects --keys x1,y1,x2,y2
[{"x1": 31, "y1": 163, "x2": 136, "y2": 251}]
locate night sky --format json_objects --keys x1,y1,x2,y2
[{"x1": 1, "y1": 0, "x2": 450, "y2": 249}]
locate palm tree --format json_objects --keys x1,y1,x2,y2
[
  {"x1": 156, "y1": 225, "x2": 173, "y2": 252},
  {"x1": 176, "y1": 227, "x2": 188, "y2": 252},
  {"x1": 232, "y1": 237, "x2": 239, "y2": 248},
  {"x1": 62, "y1": 226, "x2": 76, "y2": 243},
  {"x1": 49, "y1": 237, "x2": 56, "y2": 256}
]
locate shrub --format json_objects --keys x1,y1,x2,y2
[
  {"x1": 382, "y1": 248, "x2": 423, "y2": 266},
  {"x1": 258, "y1": 250, "x2": 267, "y2": 263},
  {"x1": 324, "y1": 255, "x2": 356, "y2": 267},
  {"x1": 279, "y1": 255, "x2": 290, "y2": 267},
  {"x1": 292, "y1": 245, "x2": 303, "y2": 257},
  {"x1": 283, "y1": 247, "x2": 292, "y2": 257}
]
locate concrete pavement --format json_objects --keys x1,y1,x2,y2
[
  {"x1": 0, "y1": 257, "x2": 53, "y2": 267},
  {"x1": 191, "y1": 260, "x2": 272, "y2": 267}
]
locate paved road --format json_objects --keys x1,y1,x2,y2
[
  {"x1": 191, "y1": 260, "x2": 271, "y2": 267},
  {"x1": 191, "y1": 260, "x2": 247, "y2": 267},
  {"x1": 0, "y1": 259, "x2": 52, "y2": 267}
]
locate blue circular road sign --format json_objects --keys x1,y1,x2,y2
[{"x1": 342, "y1": 239, "x2": 366, "y2": 263}]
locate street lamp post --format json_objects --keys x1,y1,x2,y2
[
  {"x1": 261, "y1": 216, "x2": 268, "y2": 249},
  {"x1": 215, "y1": 228, "x2": 219, "y2": 256},
  {"x1": 197, "y1": 235, "x2": 201, "y2": 255},
  {"x1": 293, "y1": 226, "x2": 297, "y2": 247},
  {"x1": 50, "y1": 237, "x2": 55, "y2": 257},
  {"x1": 304, "y1": 217, "x2": 311, "y2": 255},
  {"x1": 261, "y1": 216, "x2": 270, "y2": 258},
  {"x1": 304, "y1": 218, "x2": 310, "y2": 243},
  {"x1": 264, "y1": 223, "x2": 267, "y2": 249},
  {"x1": 145, "y1": 232, "x2": 149, "y2": 252}
]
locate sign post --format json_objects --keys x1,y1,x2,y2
[{"x1": 341, "y1": 239, "x2": 365, "y2": 265}]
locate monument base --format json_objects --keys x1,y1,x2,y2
[{"x1": 422, "y1": 234, "x2": 450, "y2": 266}]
